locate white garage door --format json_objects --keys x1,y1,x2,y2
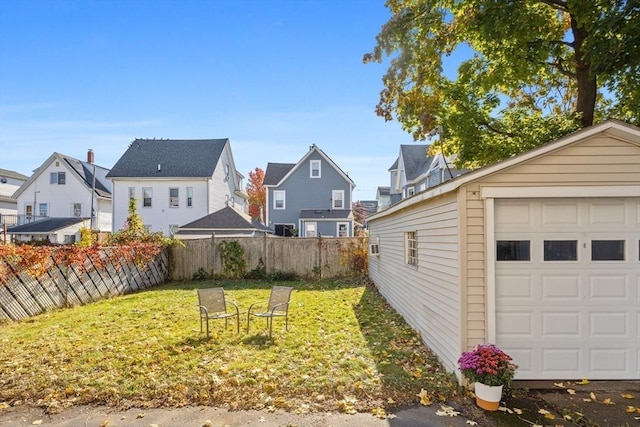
[{"x1": 494, "y1": 198, "x2": 639, "y2": 380}]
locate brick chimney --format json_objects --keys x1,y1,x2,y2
[{"x1": 87, "y1": 149, "x2": 94, "y2": 164}]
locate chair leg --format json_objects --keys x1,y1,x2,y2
[
  {"x1": 205, "y1": 318, "x2": 210, "y2": 339},
  {"x1": 247, "y1": 312, "x2": 251, "y2": 334},
  {"x1": 235, "y1": 314, "x2": 240, "y2": 334}
]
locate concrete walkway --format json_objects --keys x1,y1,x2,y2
[{"x1": 2, "y1": 404, "x2": 475, "y2": 427}]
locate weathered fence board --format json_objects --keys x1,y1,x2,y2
[
  {"x1": 170, "y1": 236, "x2": 365, "y2": 281},
  {"x1": 0, "y1": 249, "x2": 168, "y2": 321}
]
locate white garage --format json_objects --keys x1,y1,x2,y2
[
  {"x1": 368, "y1": 119, "x2": 640, "y2": 382},
  {"x1": 494, "y1": 197, "x2": 639, "y2": 379}
]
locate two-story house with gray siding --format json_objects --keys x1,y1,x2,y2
[{"x1": 263, "y1": 144, "x2": 355, "y2": 237}]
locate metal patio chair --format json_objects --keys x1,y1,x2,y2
[
  {"x1": 197, "y1": 287, "x2": 240, "y2": 338},
  {"x1": 247, "y1": 286, "x2": 293, "y2": 336}
]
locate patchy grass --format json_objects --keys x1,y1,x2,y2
[{"x1": 0, "y1": 279, "x2": 460, "y2": 414}]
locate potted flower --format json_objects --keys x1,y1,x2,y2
[{"x1": 458, "y1": 343, "x2": 518, "y2": 411}]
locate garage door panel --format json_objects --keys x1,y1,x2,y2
[
  {"x1": 542, "y1": 275, "x2": 580, "y2": 298},
  {"x1": 542, "y1": 312, "x2": 580, "y2": 336},
  {"x1": 542, "y1": 348, "x2": 581, "y2": 373},
  {"x1": 590, "y1": 275, "x2": 628, "y2": 299},
  {"x1": 589, "y1": 201, "x2": 626, "y2": 225},
  {"x1": 590, "y1": 312, "x2": 628, "y2": 336},
  {"x1": 496, "y1": 275, "x2": 533, "y2": 298},
  {"x1": 496, "y1": 312, "x2": 533, "y2": 336},
  {"x1": 495, "y1": 197, "x2": 639, "y2": 379},
  {"x1": 542, "y1": 202, "x2": 580, "y2": 225}
]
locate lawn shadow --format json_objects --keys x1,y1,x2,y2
[{"x1": 242, "y1": 334, "x2": 276, "y2": 348}]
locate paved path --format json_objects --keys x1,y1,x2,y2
[{"x1": 2, "y1": 404, "x2": 475, "y2": 427}]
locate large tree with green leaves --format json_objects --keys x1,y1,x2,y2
[{"x1": 364, "y1": 0, "x2": 639, "y2": 167}]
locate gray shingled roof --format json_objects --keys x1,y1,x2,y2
[
  {"x1": 8, "y1": 217, "x2": 84, "y2": 234},
  {"x1": 400, "y1": 145, "x2": 433, "y2": 181},
  {"x1": 178, "y1": 206, "x2": 272, "y2": 232},
  {"x1": 377, "y1": 186, "x2": 390, "y2": 196},
  {"x1": 263, "y1": 162, "x2": 295, "y2": 186},
  {"x1": 62, "y1": 156, "x2": 111, "y2": 197},
  {"x1": 299, "y1": 209, "x2": 352, "y2": 219},
  {"x1": 106, "y1": 139, "x2": 228, "y2": 178}
]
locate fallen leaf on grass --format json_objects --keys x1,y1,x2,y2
[
  {"x1": 513, "y1": 408, "x2": 523, "y2": 415},
  {"x1": 590, "y1": 392, "x2": 597, "y2": 401},
  {"x1": 31, "y1": 421, "x2": 43, "y2": 425},
  {"x1": 498, "y1": 406, "x2": 513, "y2": 414},
  {"x1": 620, "y1": 393, "x2": 635, "y2": 399},
  {"x1": 466, "y1": 420, "x2": 478, "y2": 425},
  {"x1": 136, "y1": 412, "x2": 145, "y2": 419},
  {"x1": 435, "y1": 405, "x2": 460, "y2": 417},
  {"x1": 538, "y1": 408, "x2": 556, "y2": 420},
  {"x1": 417, "y1": 388, "x2": 433, "y2": 406},
  {"x1": 602, "y1": 398, "x2": 615, "y2": 406},
  {"x1": 567, "y1": 389, "x2": 576, "y2": 395},
  {"x1": 577, "y1": 379, "x2": 590, "y2": 385},
  {"x1": 99, "y1": 420, "x2": 110, "y2": 427}
]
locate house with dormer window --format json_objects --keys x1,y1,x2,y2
[
  {"x1": 106, "y1": 138, "x2": 247, "y2": 236},
  {"x1": 263, "y1": 144, "x2": 355, "y2": 237},
  {"x1": 9, "y1": 150, "x2": 112, "y2": 243}
]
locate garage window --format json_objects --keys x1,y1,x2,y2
[
  {"x1": 544, "y1": 240, "x2": 577, "y2": 261},
  {"x1": 496, "y1": 240, "x2": 530, "y2": 261},
  {"x1": 591, "y1": 240, "x2": 624, "y2": 261}
]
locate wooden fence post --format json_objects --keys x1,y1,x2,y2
[
  {"x1": 263, "y1": 233, "x2": 268, "y2": 272},
  {"x1": 211, "y1": 232, "x2": 216, "y2": 276}
]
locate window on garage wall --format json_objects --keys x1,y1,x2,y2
[
  {"x1": 591, "y1": 240, "x2": 625, "y2": 261},
  {"x1": 544, "y1": 240, "x2": 578, "y2": 261},
  {"x1": 405, "y1": 231, "x2": 417, "y2": 267},
  {"x1": 496, "y1": 240, "x2": 530, "y2": 261}
]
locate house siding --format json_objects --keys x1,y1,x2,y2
[
  {"x1": 268, "y1": 151, "x2": 352, "y2": 234},
  {"x1": 112, "y1": 179, "x2": 210, "y2": 235},
  {"x1": 368, "y1": 192, "x2": 460, "y2": 372}
]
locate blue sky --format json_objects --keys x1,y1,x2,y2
[{"x1": 0, "y1": 0, "x2": 421, "y2": 201}]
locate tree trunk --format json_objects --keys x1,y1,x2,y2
[{"x1": 571, "y1": 15, "x2": 597, "y2": 128}]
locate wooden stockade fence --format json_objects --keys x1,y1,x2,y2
[
  {"x1": 0, "y1": 249, "x2": 168, "y2": 321},
  {"x1": 170, "y1": 235, "x2": 366, "y2": 281}
]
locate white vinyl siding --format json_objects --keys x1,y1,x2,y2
[{"x1": 367, "y1": 194, "x2": 461, "y2": 373}]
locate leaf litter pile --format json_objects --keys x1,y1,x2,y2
[{"x1": 0, "y1": 279, "x2": 459, "y2": 415}]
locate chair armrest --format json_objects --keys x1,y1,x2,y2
[
  {"x1": 270, "y1": 302, "x2": 289, "y2": 314},
  {"x1": 247, "y1": 302, "x2": 263, "y2": 314},
  {"x1": 199, "y1": 305, "x2": 209, "y2": 316},
  {"x1": 228, "y1": 301, "x2": 240, "y2": 316}
]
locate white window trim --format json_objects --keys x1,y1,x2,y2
[
  {"x1": 71, "y1": 202, "x2": 82, "y2": 217},
  {"x1": 273, "y1": 190, "x2": 286, "y2": 209},
  {"x1": 332, "y1": 190, "x2": 344, "y2": 209},
  {"x1": 186, "y1": 187, "x2": 193, "y2": 208},
  {"x1": 128, "y1": 187, "x2": 135, "y2": 200},
  {"x1": 405, "y1": 231, "x2": 417, "y2": 267},
  {"x1": 369, "y1": 236, "x2": 380, "y2": 256},
  {"x1": 305, "y1": 222, "x2": 317, "y2": 237},
  {"x1": 169, "y1": 187, "x2": 179, "y2": 208},
  {"x1": 143, "y1": 187, "x2": 153, "y2": 208},
  {"x1": 336, "y1": 222, "x2": 349, "y2": 237},
  {"x1": 310, "y1": 160, "x2": 321, "y2": 178}
]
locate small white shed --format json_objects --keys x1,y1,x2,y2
[{"x1": 367, "y1": 120, "x2": 640, "y2": 381}]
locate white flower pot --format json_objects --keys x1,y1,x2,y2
[{"x1": 474, "y1": 382, "x2": 503, "y2": 411}]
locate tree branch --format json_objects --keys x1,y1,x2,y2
[{"x1": 539, "y1": 0, "x2": 569, "y2": 13}]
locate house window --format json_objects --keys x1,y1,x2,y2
[
  {"x1": 38, "y1": 203, "x2": 48, "y2": 217},
  {"x1": 369, "y1": 237, "x2": 380, "y2": 256},
  {"x1": 143, "y1": 188, "x2": 152, "y2": 207},
  {"x1": 337, "y1": 222, "x2": 348, "y2": 237},
  {"x1": 305, "y1": 222, "x2": 316, "y2": 237},
  {"x1": 274, "y1": 224, "x2": 295, "y2": 237},
  {"x1": 169, "y1": 224, "x2": 179, "y2": 236},
  {"x1": 25, "y1": 204, "x2": 33, "y2": 218},
  {"x1": 169, "y1": 188, "x2": 179, "y2": 208},
  {"x1": 224, "y1": 164, "x2": 230, "y2": 181},
  {"x1": 186, "y1": 187, "x2": 193, "y2": 207},
  {"x1": 497, "y1": 240, "x2": 530, "y2": 261},
  {"x1": 274, "y1": 190, "x2": 286, "y2": 209},
  {"x1": 310, "y1": 160, "x2": 321, "y2": 178},
  {"x1": 405, "y1": 231, "x2": 417, "y2": 267},
  {"x1": 63, "y1": 234, "x2": 76, "y2": 244},
  {"x1": 128, "y1": 187, "x2": 135, "y2": 200},
  {"x1": 544, "y1": 240, "x2": 577, "y2": 261},
  {"x1": 50, "y1": 172, "x2": 66, "y2": 185},
  {"x1": 332, "y1": 190, "x2": 344, "y2": 209},
  {"x1": 72, "y1": 203, "x2": 82, "y2": 217},
  {"x1": 407, "y1": 187, "x2": 415, "y2": 197}
]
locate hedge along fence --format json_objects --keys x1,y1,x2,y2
[
  {"x1": 0, "y1": 247, "x2": 169, "y2": 321},
  {"x1": 170, "y1": 235, "x2": 367, "y2": 281}
]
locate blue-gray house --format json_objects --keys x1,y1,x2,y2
[{"x1": 263, "y1": 144, "x2": 355, "y2": 237}]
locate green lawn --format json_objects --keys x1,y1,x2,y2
[{"x1": 0, "y1": 279, "x2": 459, "y2": 414}]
